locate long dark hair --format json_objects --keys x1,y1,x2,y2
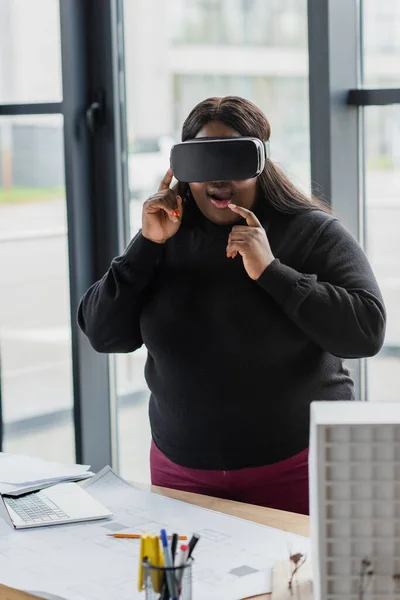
[{"x1": 178, "y1": 96, "x2": 330, "y2": 215}]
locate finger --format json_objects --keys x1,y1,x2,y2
[
  {"x1": 230, "y1": 225, "x2": 252, "y2": 233},
  {"x1": 163, "y1": 193, "x2": 183, "y2": 222},
  {"x1": 227, "y1": 241, "x2": 247, "y2": 250},
  {"x1": 167, "y1": 190, "x2": 182, "y2": 220},
  {"x1": 147, "y1": 203, "x2": 178, "y2": 223},
  {"x1": 228, "y1": 204, "x2": 261, "y2": 227},
  {"x1": 158, "y1": 168, "x2": 174, "y2": 192},
  {"x1": 152, "y1": 189, "x2": 177, "y2": 204},
  {"x1": 171, "y1": 194, "x2": 182, "y2": 213},
  {"x1": 144, "y1": 197, "x2": 177, "y2": 221},
  {"x1": 228, "y1": 235, "x2": 246, "y2": 245},
  {"x1": 228, "y1": 231, "x2": 252, "y2": 242},
  {"x1": 164, "y1": 188, "x2": 181, "y2": 210},
  {"x1": 148, "y1": 190, "x2": 179, "y2": 214},
  {"x1": 226, "y1": 246, "x2": 238, "y2": 259},
  {"x1": 226, "y1": 241, "x2": 248, "y2": 257},
  {"x1": 144, "y1": 198, "x2": 171, "y2": 214},
  {"x1": 171, "y1": 195, "x2": 183, "y2": 221}
]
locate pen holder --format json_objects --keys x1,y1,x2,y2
[{"x1": 143, "y1": 559, "x2": 193, "y2": 600}]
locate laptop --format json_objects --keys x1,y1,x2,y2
[{"x1": 2, "y1": 481, "x2": 112, "y2": 529}]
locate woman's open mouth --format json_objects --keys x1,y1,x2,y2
[{"x1": 206, "y1": 187, "x2": 233, "y2": 209}]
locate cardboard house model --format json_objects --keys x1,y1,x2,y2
[{"x1": 310, "y1": 401, "x2": 400, "y2": 600}]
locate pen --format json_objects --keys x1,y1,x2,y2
[
  {"x1": 188, "y1": 534, "x2": 200, "y2": 559},
  {"x1": 160, "y1": 580, "x2": 168, "y2": 600},
  {"x1": 160, "y1": 535, "x2": 175, "y2": 600},
  {"x1": 160, "y1": 529, "x2": 178, "y2": 600},
  {"x1": 176, "y1": 543, "x2": 189, "y2": 590},
  {"x1": 171, "y1": 533, "x2": 178, "y2": 564},
  {"x1": 107, "y1": 533, "x2": 187, "y2": 540}
]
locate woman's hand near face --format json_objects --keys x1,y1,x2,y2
[
  {"x1": 226, "y1": 204, "x2": 275, "y2": 280},
  {"x1": 142, "y1": 169, "x2": 183, "y2": 244}
]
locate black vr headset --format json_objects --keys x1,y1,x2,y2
[{"x1": 170, "y1": 137, "x2": 270, "y2": 183}]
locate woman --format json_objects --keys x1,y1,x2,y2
[{"x1": 78, "y1": 96, "x2": 386, "y2": 515}]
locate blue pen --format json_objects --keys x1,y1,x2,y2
[{"x1": 160, "y1": 529, "x2": 178, "y2": 600}]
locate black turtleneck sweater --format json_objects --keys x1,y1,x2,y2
[{"x1": 77, "y1": 200, "x2": 386, "y2": 470}]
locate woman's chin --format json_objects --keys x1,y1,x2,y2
[{"x1": 202, "y1": 207, "x2": 239, "y2": 225}]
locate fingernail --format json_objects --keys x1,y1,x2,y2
[{"x1": 171, "y1": 209, "x2": 180, "y2": 217}]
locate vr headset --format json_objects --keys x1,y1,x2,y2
[{"x1": 170, "y1": 136, "x2": 270, "y2": 183}]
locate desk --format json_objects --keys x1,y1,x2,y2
[
  {"x1": 153, "y1": 485, "x2": 309, "y2": 538},
  {"x1": 154, "y1": 486, "x2": 311, "y2": 599},
  {"x1": 0, "y1": 485, "x2": 311, "y2": 600}
]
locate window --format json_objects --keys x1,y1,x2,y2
[
  {"x1": 0, "y1": 0, "x2": 74, "y2": 461},
  {"x1": 0, "y1": 114, "x2": 74, "y2": 461},
  {"x1": 0, "y1": 0, "x2": 62, "y2": 104},
  {"x1": 119, "y1": 0, "x2": 309, "y2": 482},
  {"x1": 170, "y1": 0, "x2": 307, "y2": 47},
  {"x1": 365, "y1": 107, "x2": 400, "y2": 403},
  {"x1": 363, "y1": 0, "x2": 400, "y2": 58},
  {"x1": 362, "y1": 0, "x2": 400, "y2": 402}
]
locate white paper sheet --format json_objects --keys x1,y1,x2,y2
[
  {"x1": 0, "y1": 452, "x2": 92, "y2": 485},
  {"x1": 0, "y1": 474, "x2": 94, "y2": 497},
  {"x1": 0, "y1": 467, "x2": 309, "y2": 600}
]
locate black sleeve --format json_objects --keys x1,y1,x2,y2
[
  {"x1": 256, "y1": 218, "x2": 386, "y2": 358},
  {"x1": 77, "y1": 232, "x2": 163, "y2": 353}
]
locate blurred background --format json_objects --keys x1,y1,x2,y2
[{"x1": 0, "y1": 0, "x2": 399, "y2": 483}]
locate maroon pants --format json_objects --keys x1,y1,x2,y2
[{"x1": 150, "y1": 441, "x2": 309, "y2": 515}]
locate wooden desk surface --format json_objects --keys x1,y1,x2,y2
[
  {"x1": 152, "y1": 485, "x2": 310, "y2": 538},
  {"x1": 0, "y1": 485, "x2": 310, "y2": 600}
]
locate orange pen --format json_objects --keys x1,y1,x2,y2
[{"x1": 107, "y1": 533, "x2": 187, "y2": 540}]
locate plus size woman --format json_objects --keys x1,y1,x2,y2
[{"x1": 78, "y1": 96, "x2": 386, "y2": 514}]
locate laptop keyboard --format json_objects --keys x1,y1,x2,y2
[{"x1": 4, "y1": 492, "x2": 69, "y2": 524}]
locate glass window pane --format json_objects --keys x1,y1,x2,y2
[
  {"x1": 0, "y1": 0, "x2": 62, "y2": 104},
  {"x1": 363, "y1": 0, "x2": 400, "y2": 87},
  {"x1": 0, "y1": 114, "x2": 74, "y2": 461},
  {"x1": 170, "y1": 0, "x2": 307, "y2": 48},
  {"x1": 365, "y1": 105, "x2": 400, "y2": 402},
  {"x1": 119, "y1": 0, "x2": 310, "y2": 482}
]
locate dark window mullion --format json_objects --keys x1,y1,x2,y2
[
  {"x1": 59, "y1": 0, "x2": 125, "y2": 471},
  {"x1": 0, "y1": 103, "x2": 62, "y2": 116},
  {"x1": 347, "y1": 88, "x2": 400, "y2": 106}
]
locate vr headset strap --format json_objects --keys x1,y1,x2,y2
[{"x1": 263, "y1": 140, "x2": 271, "y2": 159}]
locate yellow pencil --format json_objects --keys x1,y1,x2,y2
[{"x1": 108, "y1": 533, "x2": 187, "y2": 540}]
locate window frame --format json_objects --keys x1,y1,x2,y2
[{"x1": 308, "y1": 0, "x2": 400, "y2": 400}]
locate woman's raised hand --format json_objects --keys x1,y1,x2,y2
[
  {"x1": 226, "y1": 204, "x2": 275, "y2": 280},
  {"x1": 142, "y1": 169, "x2": 183, "y2": 244}
]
